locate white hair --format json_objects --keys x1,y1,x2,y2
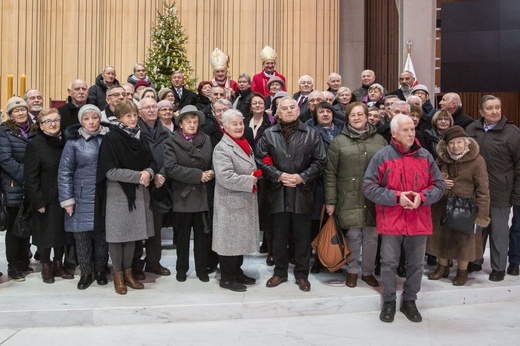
[
  {"x1": 221, "y1": 109, "x2": 244, "y2": 127},
  {"x1": 390, "y1": 113, "x2": 413, "y2": 132},
  {"x1": 327, "y1": 72, "x2": 341, "y2": 82},
  {"x1": 298, "y1": 75, "x2": 314, "y2": 85}
]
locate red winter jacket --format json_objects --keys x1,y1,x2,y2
[{"x1": 362, "y1": 138, "x2": 445, "y2": 235}]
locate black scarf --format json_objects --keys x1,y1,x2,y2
[
  {"x1": 279, "y1": 118, "x2": 300, "y2": 145},
  {"x1": 96, "y1": 125, "x2": 154, "y2": 212}
]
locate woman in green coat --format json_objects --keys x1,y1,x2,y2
[{"x1": 324, "y1": 102, "x2": 387, "y2": 288}]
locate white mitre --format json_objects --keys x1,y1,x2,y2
[{"x1": 210, "y1": 48, "x2": 229, "y2": 70}]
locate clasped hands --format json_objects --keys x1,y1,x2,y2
[
  {"x1": 399, "y1": 191, "x2": 421, "y2": 210},
  {"x1": 201, "y1": 170, "x2": 215, "y2": 183},
  {"x1": 279, "y1": 173, "x2": 304, "y2": 187}
]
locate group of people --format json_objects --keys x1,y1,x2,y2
[{"x1": 1, "y1": 45, "x2": 519, "y2": 325}]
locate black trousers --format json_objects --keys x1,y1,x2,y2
[
  {"x1": 272, "y1": 212, "x2": 312, "y2": 280},
  {"x1": 219, "y1": 255, "x2": 244, "y2": 282},
  {"x1": 133, "y1": 212, "x2": 165, "y2": 269},
  {"x1": 5, "y1": 206, "x2": 30, "y2": 270},
  {"x1": 173, "y1": 211, "x2": 207, "y2": 276},
  {"x1": 73, "y1": 230, "x2": 108, "y2": 274}
]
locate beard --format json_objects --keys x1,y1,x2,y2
[
  {"x1": 30, "y1": 105, "x2": 42, "y2": 113},
  {"x1": 401, "y1": 84, "x2": 411, "y2": 93}
]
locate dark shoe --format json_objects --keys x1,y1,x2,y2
[
  {"x1": 467, "y1": 263, "x2": 482, "y2": 273},
  {"x1": 426, "y1": 254, "x2": 437, "y2": 266},
  {"x1": 374, "y1": 263, "x2": 381, "y2": 276},
  {"x1": 507, "y1": 263, "x2": 519, "y2": 276},
  {"x1": 236, "y1": 274, "x2": 256, "y2": 285},
  {"x1": 361, "y1": 275, "x2": 379, "y2": 287},
  {"x1": 220, "y1": 280, "x2": 247, "y2": 292},
  {"x1": 52, "y1": 261, "x2": 74, "y2": 279},
  {"x1": 448, "y1": 259, "x2": 454, "y2": 268},
  {"x1": 21, "y1": 266, "x2": 34, "y2": 274},
  {"x1": 428, "y1": 265, "x2": 450, "y2": 280},
  {"x1": 289, "y1": 257, "x2": 296, "y2": 265},
  {"x1": 8, "y1": 268, "x2": 25, "y2": 282},
  {"x1": 197, "y1": 273, "x2": 210, "y2": 282},
  {"x1": 206, "y1": 265, "x2": 217, "y2": 274},
  {"x1": 380, "y1": 300, "x2": 396, "y2": 323},
  {"x1": 132, "y1": 268, "x2": 145, "y2": 281},
  {"x1": 77, "y1": 273, "x2": 93, "y2": 290},
  {"x1": 397, "y1": 264, "x2": 406, "y2": 278},
  {"x1": 266, "y1": 275, "x2": 288, "y2": 288},
  {"x1": 266, "y1": 254, "x2": 274, "y2": 266},
  {"x1": 452, "y1": 269, "x2": 468, "y2": 286},
  {"x1": 95, "y1": 271, "x2": 108, "y2": 285},
  {"x1": 400, "y1": 300, "x2": 422, "y2": 322},
  {"x1": 113, "y1": 271, "x2": 127, "y2": 295},
  {"x1": 41, "y1": 263, "x2": 55, "y2": 284},
  {"x1": 34, "y1": 250, "x2": 40, "y2": 261},
  {"x1": 345, "y1": 273, "x2": 358, "y2": 288},
  {"x1": 310, "y1": 261, "x2": 322, "y2": 274},
  {"x1": 295, "y1": 278, "x2": 311, "y2": 292},
  {"x1": 145, "y1": 264, "x2": 171, "y2": 276},
  {"x1": 176, "y1": 273, "x2": 187, "y2": 282},
  {"x1": 124, "y1": 268, "x2": 144, "y2": 289},
  {"x1": 489, "y1": 270, "x2": 505, "y2": 282},
  {"x1": 259, "y1": 242, "x2": 268, "y2": 254}
]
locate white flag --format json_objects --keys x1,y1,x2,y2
[{"x1": 403, "y1": 52, "x2": 418, "y2": 87}]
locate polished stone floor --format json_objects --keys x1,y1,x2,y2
[{"x1": 1, "y1": 228, "x2": 519, "y2": 345}]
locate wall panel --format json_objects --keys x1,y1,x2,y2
[{"x1": 0, "y1": 0, "x2": 339, "y2": 109}]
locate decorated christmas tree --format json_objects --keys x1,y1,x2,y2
[{"x1": 145, "y1": 2, "x2": 196, "y2": 90}]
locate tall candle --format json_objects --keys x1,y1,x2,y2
[
  {"x1": 7, "y1": 75, "x2": 13, "y2": 98},
  {"x1": 19, "y1": 75, "x2": 26, "y2": 96}
]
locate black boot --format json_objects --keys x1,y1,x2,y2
[{"x1": 77, "y1": 273, "x2": 93, "y2": 290}]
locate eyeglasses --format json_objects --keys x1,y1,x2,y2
[
  {"x1": 41, "y1": 118, "x2": 60, "y2": 125},
  {"x1": 140, "y1": 105, "x2": 158, "y2": 111},
  {"x1": 159, "y1": 108, "x2": 174, "y2": 112},
  {"x1": 108, "y1": 92, "x2": 125, "y2": 98},
  {"x1": 349, "y1": 113, "x2": 365, "y2": 118}
]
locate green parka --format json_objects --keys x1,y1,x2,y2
[{"x1": 324, "y1": 123, "x2": 387, "y2": 229}]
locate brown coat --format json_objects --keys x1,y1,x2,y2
[{"x1": 427, "y1": 137, "x2": 490, "y2": 261}]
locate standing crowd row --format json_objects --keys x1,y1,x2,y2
[{"x1": 1, "y1": 46, "x2": 519, "y2": 324}]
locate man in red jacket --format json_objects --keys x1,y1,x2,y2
[
  {"x1": 363, "y1": 114, "x2": 445, "y2": 323},
  {"x1": 251, "y1": 45, "x2": 286, "y2": 97}
]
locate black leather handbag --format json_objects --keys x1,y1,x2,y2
[{"x1": 441, "y1": 194, "x2": 477, "y2": 234}]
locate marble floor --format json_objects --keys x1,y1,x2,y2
[{"x1": 1, "y1": 229, "x2": 519, "y2": 345}]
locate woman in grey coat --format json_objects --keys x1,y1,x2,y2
[
  {"x1": 212, "y1": 109, "x2": 261, "y2": 292},
  {"x1": 164, "y1": 105, "x2": 214, "y2": 283},
  {"x1": 95, "y1": 100, "x2": 156, "y2": 295}
]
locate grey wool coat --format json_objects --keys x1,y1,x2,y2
[
  {"x1": 104, "y1": 169, "x2": 155, "y2": 243},
  {"x1": 212, "y1": 134, "x2": 259, "y2": 256}
]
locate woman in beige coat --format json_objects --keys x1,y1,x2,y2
[
  {"x1": 427, "y1": 126, "x2": 490, "y2": 286},
  {"x1": 212, "y1": 109, "x2": 261, "y2": 292}
]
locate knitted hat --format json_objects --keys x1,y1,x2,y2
[
  {"x1": 158, "y1": 88, "x2": 174, "y2": 101},
  {"x1": 157, "y1": 100, "x2": 174, "y2": 110},
  {"x1": 443, "y1": 125, "x2": 468, "y2": 143},
  {"x1": 267, "y1": 76, "x2": 285, "y2": 90},
  {"x1": 134, "y1": 79, "x2": 150, "y2": 90},
  {"x1": 78, "y1": 104, "x2": 102, "y2": 123},
  {"x1": 176, "y1": 105, "x2": 205, "y2": 127},
  {"x1": 412, "y1": 84, "x2": 429, "y2": 95},
  {"x1": 6, "y1": 96, "x2": 28, "y2": 114},
  {"x1": 272, "y1": 91, "x2": 290, "y2": 103}
]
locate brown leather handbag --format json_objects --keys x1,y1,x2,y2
[{"x1": 311, "y1": 205, "x2": 350, "y2": 272}]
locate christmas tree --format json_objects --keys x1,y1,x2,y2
[{"x1": 145, "y1": 1, "x2": 196, "y2": 90}]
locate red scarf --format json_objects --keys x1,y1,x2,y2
[{"x1": 226, "y1": 133, "x2": 263, "y2": 192}]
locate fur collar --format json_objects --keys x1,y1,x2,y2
[
  {"x1": 437, "y1": 137, "x2": 480, "y2": 164},
  {"x1": 4, "y1": 119, "x2": 39, "y2": 135}
]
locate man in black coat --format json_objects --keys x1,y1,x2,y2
[
  {"x1": 171, "y1": 70, "x2": 197, "y2": 109},
  {"x1": 88, "y1": 65, "x2": 120, "y2": 110},
  {"x1": 132, "y1": 97, "x2": 172, "y2": 279},
  {"x1": 232, "y1": 73, "x2": 254, "y2": 117},
  {"x1": 388, "y1": 70, "x2": 415, "y2": 101},
  {"x1": 438, "y1": 92, "x2": 475, "y2": 129},
  {"x1": 58, "y1": 79, "x2": 89, "y2": 130},
  {"x1": 255, "y1": 97, "x2": 327, "y2": 292}
]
